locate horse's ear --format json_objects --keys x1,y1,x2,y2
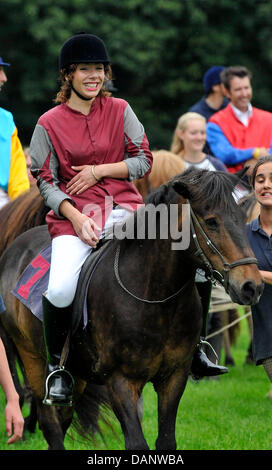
[
  {"x1": 172, "y1": 180, "x2": 192, "y2": 200},
  {"x1": 234, "y1": 166, "x2": 250, "y2": 180}
]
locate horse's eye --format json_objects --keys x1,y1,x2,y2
[{"x1": 204, "y1": 217, "x2": 218, "y2": 230}]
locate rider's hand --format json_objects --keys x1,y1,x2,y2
[
  {"x1": 72, "y1": 213, "x2": 101, "y2": 247},
  {"x1": 66, "y1": 165, "x2": 97, "y2": 195}
]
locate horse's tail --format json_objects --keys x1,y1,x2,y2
[{"x1": 72, "y1": 382, "x2": 118, "y2": 445}]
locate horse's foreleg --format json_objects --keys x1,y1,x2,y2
[
  {"x1": 24, "y1": 395, "x2": 37, "y2": 433},
  {"x1": 154, "y1": 369, "x2": 189, "y2": 451},
  {"x1": 107, "y1": 374, "x2": 149, "y2": 450},
  {"x1": 35, "y1": 399, "x2": 68, "y2": 450},
  {"x1": 223, "y1": 329, "x2": 235, "y2": 365}
]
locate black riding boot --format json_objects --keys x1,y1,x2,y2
[
  {"x1": 42, "y1": 295, "x2": 74, "y2": 406},
  {"x1": 191, "y1": 281, "x2": 229, "y2": 380}
]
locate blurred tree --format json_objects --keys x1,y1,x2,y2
[{"x1": 1, "y1": 0, "x2": 272, "y2": 150}]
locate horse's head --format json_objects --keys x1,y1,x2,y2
[{"x1": 172, "y1": 167, "x2": 264, "y2": 305}]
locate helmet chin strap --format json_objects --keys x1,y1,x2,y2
[{"x1": 71, "y1": 83, "x2": 93, "y2": 101}]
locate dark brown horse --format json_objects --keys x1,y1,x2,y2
[
  {"x1": 0, "y1": 168, "x2": 263, "y2": 450},
  {"x1": 0, "y1": 153, "x2": 185, "y2": 438}
]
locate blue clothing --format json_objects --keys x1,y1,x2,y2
[
  {"x1": 0, "y1": 294, "x2": 5, "y2": 314},
  {"x1": 0, "y1": 107, "x2": 15, "y2": 192},
  {"x1": 189, "y1": 96, "x2": 229, "y2": 121},
  {"x1": 246, "y1": 218, "x2": 272, "y2": 364},
  {"x1": 206, "y1": 122, "x2": 258, "y2": 166}
]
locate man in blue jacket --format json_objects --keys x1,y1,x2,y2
[{"x1": 0, "y1": 56, "x2": 29, "y2": 208}]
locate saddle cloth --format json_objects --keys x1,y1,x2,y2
[{"x1": 11, "y1": 239, "x2": 112, "y2": 333}]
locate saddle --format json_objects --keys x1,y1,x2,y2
[
  {"x1": 12, "y1": 238, "x2": 113, "y2": 335},
  {"x1": 71, "y1": 238, "x2": 112, "y2": 334}
]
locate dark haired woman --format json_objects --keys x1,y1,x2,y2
[
  {"x1": 30, "y1": 33, "x2": 153, "y2": 405},
  {"x1": 246, "y1": 156, "x2": 272, "y2": 387}
]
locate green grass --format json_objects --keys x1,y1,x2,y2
[{"x1": 1, "y1": 309, "x2": 271, "y2": 450}]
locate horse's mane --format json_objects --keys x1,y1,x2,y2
[
  {"x1": 145, "y1": 167, "x2": 243, "y2": 213},
  {"x1": 0, "y1": 186, "x2": 48, "y2": 256}
]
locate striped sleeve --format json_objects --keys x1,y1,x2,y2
[
  {"x1": 206, "y1": 122, "x2": 254, "y2": 165},
  {"x1": 123, "y1": 104, "x2": 153, "y2": 181},
  {"x1": 30, "y1": 124, "x2": 73, "y2": 216},
  {"x1": 8, "y1": 127, "x2": 30, "y2": 199}
]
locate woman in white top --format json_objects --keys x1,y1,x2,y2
[{"x1": 170, "y1": 112, "x2": 227, "y2": 172}]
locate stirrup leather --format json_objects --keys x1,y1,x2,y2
[{"x1": 43, "y1": 367, "x2": 74, "y2": 407}]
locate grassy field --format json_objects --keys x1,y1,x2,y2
[{"x1": 0, "y1": 309, "x2": 272, "y2": 451}]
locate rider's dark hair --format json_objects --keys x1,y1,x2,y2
[{"x1": 54, "y1": 63, "x2": 113, "y2": 103}]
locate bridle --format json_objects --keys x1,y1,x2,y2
[
  {"x1": 114, "y1": 202, "x2": 257, "y2": 302},
  {"x1": 190, "y1": 205, "x2": 257, "y2": 293}
]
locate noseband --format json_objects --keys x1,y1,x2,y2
[{"x1": 190, "y1": 205, "x2": 257, "y2": 293}]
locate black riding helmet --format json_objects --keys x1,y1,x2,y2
[{"x1": 59, "y1": 32, "x2": 110, "y2": 70}]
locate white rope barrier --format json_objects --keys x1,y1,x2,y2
[{"x1": 206, "y1": 310, "x2": 252, "y2": 339}]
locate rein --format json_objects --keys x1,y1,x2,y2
[
  {"x1": 114, "y1": 244, "x2": 192, "y2": 303},
  {"x1": 113, "y1": 203, "x2": 258, "y2": 302},
  {"x1": 189, "y1": 205, "x2": 257, "y2": 292}
]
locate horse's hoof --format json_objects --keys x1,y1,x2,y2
[{"x1": 225, "y1": 358, "x2": 235, "y2": 366}]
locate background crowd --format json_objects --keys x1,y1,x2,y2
[{"x1": 1, "y1": 0, "x2": 272, "y2": 445}]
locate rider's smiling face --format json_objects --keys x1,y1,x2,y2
[{"x1": 71, "y1": 63, "x2": 105, "y2": 100}]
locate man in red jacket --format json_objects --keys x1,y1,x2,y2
[{"x1": 206, "y1": 66, "x2": 272, "y2": 173}]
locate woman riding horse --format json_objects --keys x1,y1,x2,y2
[
  {"x1": 0, "y1": 168, "x2": 263, "y2": 449},
  {"x1": 30, "y1": 33, "x2": 225, "y2": 407}
]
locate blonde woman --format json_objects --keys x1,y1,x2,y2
[{"x1": 170, "y1": 112, "x2": 227, "y2": 172}]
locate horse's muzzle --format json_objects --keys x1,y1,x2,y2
[{"x1": 228, "y1": 279, "x2": 264, "y2": 305}]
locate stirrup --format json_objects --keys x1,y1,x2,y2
[
  {"x1": 199, "y1": 338, "x2": 219, "y2": 364},
  {"x1": 191, "y1": 338, "x2": 229, "y2": 381},
  {"x1": 43, "y1": 367, "x2": 74, "y2": 407}
]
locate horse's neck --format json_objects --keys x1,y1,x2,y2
[
  {"x1": 120, "y1": 235, "x2": 196, "y2": 295},
  {"x1": 117, "y1": 198, "x2": 197, "y2": 287}
]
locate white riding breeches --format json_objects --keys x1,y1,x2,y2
[{"x1": 46, "y1": 208, "x2": 131, "y2": 308}]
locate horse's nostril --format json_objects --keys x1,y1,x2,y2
[{"x1": 242, "y1": 280, "x2": 258, "y2": 303}]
